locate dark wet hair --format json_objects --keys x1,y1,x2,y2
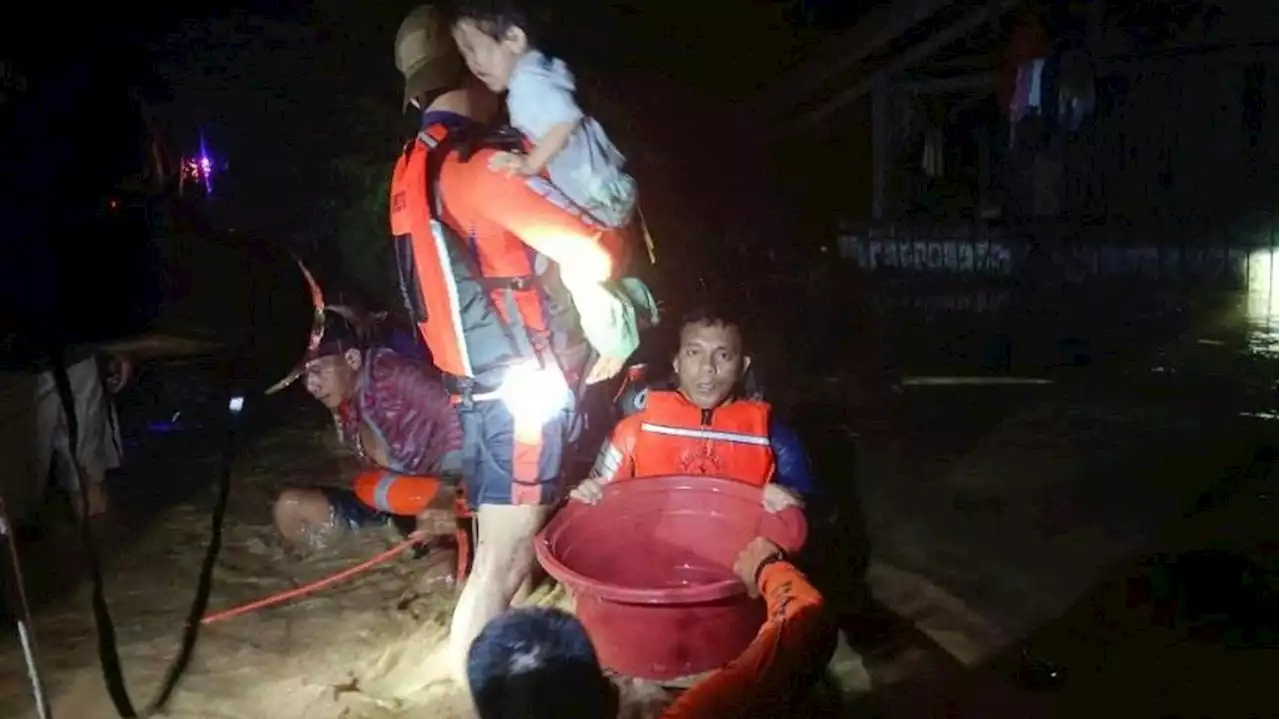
[
  {"x1": 450, "y1": 0, "x2": 541, "y2": 47},
  {"x1": 679, "y1": 306, "x2": 746, "y2": 345},
  {"x1": 467, "y1": 607, "x2": 617, "y2": 719}
]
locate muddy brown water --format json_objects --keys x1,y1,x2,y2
[
  {"x1": 0, "y1": 373, "x2": 984, "y2": 719},
  {"x1": 1, "y1": 247, "x2": 1275, "y2": 718},
  {"x1": 1, "y1": 415, "x2": 483, "y2": 718}
]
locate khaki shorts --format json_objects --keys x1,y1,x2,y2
[{"x1": 0, "y1": 356, "x2": 122, "y2": 522}]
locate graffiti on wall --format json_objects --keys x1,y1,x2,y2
[
  {"x1": 839, "y1": 230, "x2": 1261, "y2": 286},
  {"x1": 840, "y1": 234, "x2": 1015, "y2": 276},
  {"x1": 872, "y1": 289, "x2": 1010, "y2": 315}
]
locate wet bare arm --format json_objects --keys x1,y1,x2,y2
[
  {"x1": 456, "y1": 152, "x2": 620, "y2": 284},
  {"x1": 521, "y1": 120, "x2": 577, "y2": 176}
]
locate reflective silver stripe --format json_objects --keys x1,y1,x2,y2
[
  {"x1": 417, "y1": 130, "x2": 438, "y2": 149},
  {"x1": 590, "y1": 442, "x2": 624, "y2": 483},
  {"x1": 428, "y1": 219, "x2": 474, "y2": 377},
  {"x1": 523, "y1": 176, "x2": 604, "y2": 231},
  {"x1": 639, "y1": 423, "x2": 770, "y2": 446},
  {"x1": 373, "y1": 472, "x2": 397, "y2": 513}
]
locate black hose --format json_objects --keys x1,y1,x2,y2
[
  {"x1": 48, "y1": 346, "x2": 241, "y2": 717},
  {"x1": 48, "y1": 351, "x2": 138, "y2": 717},
  {"x1": 149, "y1": 238, "x2": 259, "y2": 710},
  {"x1": 145, "y1": 356, "x2": 238, "y2": 713}
]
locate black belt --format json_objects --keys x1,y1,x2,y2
[
  {"x1": 443, "y1": 374, "x2": 497, "y2": 398},
  {"x1": 446, "y1": 374, "x2": 517, "y2": 413},
  {"x1": 479, "y1": 276, "x2": 538, "y2": 292}
]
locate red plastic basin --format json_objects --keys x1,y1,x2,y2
[{"x1": 535, "y1": 475, "x2": 807, "y2": 680}]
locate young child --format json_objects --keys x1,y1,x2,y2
[
  {"x1": 449, "y1": 0, "x2": 637, "y2": 229},
  {"x1": 449, "y1": 0, "x2": 659, "y2": 385}
]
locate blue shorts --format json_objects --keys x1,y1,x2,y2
[
  {"x1": 319, "y1": 486, "x2": 415, "y2": 535},
  {"x1": 457, "y1": 398, "x2": 581, "y2": 509}
]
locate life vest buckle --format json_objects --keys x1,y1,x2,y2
[
  {"x1": 445, "y1": 376, "x2": 476, "y2": 409},
  {"x1": 480, "y1": 275, "x2": 538, "y2": 292},
  {"x1": 445, "y1": 375, "x2": 503, "y2": 409}
]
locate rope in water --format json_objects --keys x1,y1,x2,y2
[{"x1": 200, "y1": 539, "x2": 417, "y2": 625}]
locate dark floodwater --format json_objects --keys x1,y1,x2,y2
[
  {"x1": 2, "y1": 237, "x2": 1275, "y2": 717},
  {"x1": 818, "y1": 241, "x2": 1277, "y2": 717}
]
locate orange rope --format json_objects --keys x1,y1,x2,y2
[{"x1": 200, "y1": 539, "x2": 416, "y2": 625}]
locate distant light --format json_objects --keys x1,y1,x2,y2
[
  {"x1": 198, "y1": 132, "x2": 215, "y2": 194},
  {"x1": 180, "y1": 138, "x2": 218, "y2": 196},
  {"x1": 1244, "y1": 246, "x2": 1278, "y2": 353},
  {"x1": 229, "y1": 396, "x2": 245, "y2": 414}
]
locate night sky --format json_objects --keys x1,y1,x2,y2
[
  {"x1": 5, "y1": 2, "x2": 865, "y2": 274},
  {"x1": 2, "y1": 1, "x2": 876, "y2": 345},
  {"x1": 5, "y1": 1, "x2": 1271, "y2": 319}
]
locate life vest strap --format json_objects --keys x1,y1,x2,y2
[
  {"x1": 478, "y1": 275, "x2": 538, "y2": 291},
  {"x1": 638, "y1": 422, "x2": 771, "y2": 446},
  {"x1": 442, "y1": 374, "x2": 503, "y2": 408},
  {"x1": 419, "y1": 127, "x2": 542, "y2": 370}
]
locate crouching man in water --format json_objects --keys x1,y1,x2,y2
[
  {"x1": 270, "y1": 310, "x2": 464, "y2": 567},
  {"x1": 571, "y1": 307, "x2": 821, "y2": 512},
  {"x1": 467, "y1": 536, "x2": 834, "y2": 718}
]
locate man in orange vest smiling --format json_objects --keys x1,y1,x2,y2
[{"x1": 571, "y1": 307, "x2": 819, "y2": 510}]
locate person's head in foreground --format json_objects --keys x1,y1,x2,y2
[
  {"x1": 466, "y1": 538, "x2": 786, "y2": 719},
  {"x1": 673, "y1": 306, "x2": 752, "y2": 410},
  {"x1": 467, "y1": 606, "x2": 618, "y2": 719},
  {"x1": 449, "y1": 0, "x2": 538, "y2": 93}
]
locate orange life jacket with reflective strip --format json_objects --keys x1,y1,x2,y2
[
  {"x1": 388, "y1": 122, "x2": 587, "y2": 387},
  {"x1": 631, "y1": 390, "x2": 775, "y2": 487},
  {"x1": 352, "y1": 468, "x2": 443, "y2": 516}
]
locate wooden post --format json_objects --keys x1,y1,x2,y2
[
  {"x1": 872, "y1": 82, "x2": 888, "y2": 221},
  {"x1": 784, "y1": 0, "x2": 1018, "y2": 134},
  {"x1": 977, "y1": 125, "x2": 991, "y2": 217},
  {"x1": 754, "y1": 0, "x2": 953, "y2": 117}
]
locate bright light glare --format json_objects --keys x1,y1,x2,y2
[
  {"x1": 1244, "y1": 245, "x2": 1274, "y2": 324},
  {"x1": 228, "y1": 396, "x2": 245, "y2": 414},
  {"x1": 498, "y1": 361, "x2": 569, "y2": 427}
]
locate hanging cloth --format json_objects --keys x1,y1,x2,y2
[
  {"x1": 1057, "y1": 49, "x2": 1096, "y2": 131},
  {"x1": 1002, "y1": 10, "x2": 1050, "y2": 147},
  {"x1": 921, "y1": 127, "x2": 945, "y2": 178}
]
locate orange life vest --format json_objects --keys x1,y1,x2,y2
[
  {"x1": 631, "y1": 390, "x2": 775, "y2": 487},
  {"x1": 388, "y1": 122, "x2": 589, "y2": 387},
  {"x1": 353, "y1": 468, "x2": 443, "y2": 516},
  {"x1": 352, "y1": 467, "x2": 471, "y2": 519}
]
